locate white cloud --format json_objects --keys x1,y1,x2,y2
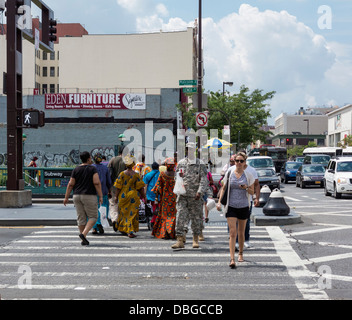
[{"x1": 116, "y1": 2, "x2": 352, "y2": 121}]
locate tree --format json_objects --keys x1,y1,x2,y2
[
  {"x1": 338, "y1": 135, "x2": 352, "y2": 148},
  {"x1": 206, "y1": 86, "x2": 275, "y2": 149}
]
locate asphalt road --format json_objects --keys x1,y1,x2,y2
[{"x1": 0, "y1": 183, "x2": 351, "y2": 301}]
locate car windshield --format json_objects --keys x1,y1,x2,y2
[
  {"x1": 286, "y1": 163, "x2": 301, "y2": 170},
  {"x1": 296, "y1": 157, "x2": 304, "y2": 163},
  {"x1": 337, "y1": 162, "x2": 352, "y2": 172},
  {"x1": 302, "y1": 166, "x2": 325, "y2": 173},
  {"x1": 257, "y1": 169, "x2": 276, "y2": 177},
  {"x1": 247, "y1": 158, "x2": 274, "y2": 168},
  {"x1": 312, "y1": 156, "x2": 330, "y2": 164}
]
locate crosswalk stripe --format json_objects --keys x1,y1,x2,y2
[{"x1": 0, "y1": 225, "x2": 326, "y2": 300}]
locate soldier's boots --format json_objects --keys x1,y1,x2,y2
[
  {"x1": 198, "y1": 232, "x2": 204, "y2": 241},
  {"x1": 171, "y1": 236, "x2": 185, "y2": 249},
  {"x1": 192, "y1": 235, "x2": 199, "y2": 249}
]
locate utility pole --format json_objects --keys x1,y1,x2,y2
[
  {"x1": 1, "y1": 0, "x2": 55, "y2": 208},
  {"x1": 197, "y1": 0, "x2": 202, "y2": 156},
  {"x1": 6, "y1": 0, "x2": 25, "y2": 191}
]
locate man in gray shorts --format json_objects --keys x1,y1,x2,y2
[{"x1": 64, "y1": 151, "x2": 103, "y2": 245}]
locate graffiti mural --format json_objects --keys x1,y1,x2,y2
[
  {"x1": 0, "y1": 153, "x2": 7, "y2": 166},
  {"x1": 0, "y1": 147, "x2": 115, "y2": 168}
]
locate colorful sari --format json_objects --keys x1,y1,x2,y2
[
  {"x1": 114, "y1": 171, "x2": 145, "y2": 234},
  {"x1": 151, "y1": 172, "x2": 177, "y2": 239}
]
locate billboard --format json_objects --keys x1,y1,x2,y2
[{"x1": 45, "y1": 93, "x2": 146, "y2": 110}]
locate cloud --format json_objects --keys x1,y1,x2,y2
[{"x1": 116, "y1": 2, "x2": 352, "y2": 121}]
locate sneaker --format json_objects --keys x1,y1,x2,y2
[{"x1": 244, "y1": 241, "x2": 252, "y2": 249}]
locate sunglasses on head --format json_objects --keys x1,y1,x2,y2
[{"x1": 235, "y1": 159, "x2": 245, "y2": 163}]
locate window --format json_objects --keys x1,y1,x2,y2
[
  {"x1": 43, "y1": 51, "x2": 47, "y2": 60},
  {"x1": 50, "y1": 67, "x2": 55, "y2": 77},
  {"x1": 50, "y1": 84, "x2": 55, "y2": 93},
  {"x1": 43, "y1": 67, "x2": 47, "y2": 77},
  {"x1": 42, "y1": 84, "x2": 48, "y2": 94},
  {"x1": 50, "y1": 52, "x2": 55, "y2": 60}
]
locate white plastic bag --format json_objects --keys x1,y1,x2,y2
[
  {"x1": 173, "y1": 172, "x2": 186, "y2": 195},
  {"x1": 206, "y1": 198, "x2": 216, "y2": 211},
  {"x1": 99, "y1": 206, "x2": 110, "y2": 228}
]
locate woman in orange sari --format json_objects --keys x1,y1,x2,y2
[
  {"x1": 114, "y1": 155, "x2": 146, "y2": 238},
  {"x1": 152, "y1": 158, "x2": 177, "y2": 239}
]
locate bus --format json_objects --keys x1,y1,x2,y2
[
  {"x1": 303, "y1": 147, "x2": 343, "y2": 157},
  {"x1": 248, "y1": 147, "x2": 287, "y2": 172}
]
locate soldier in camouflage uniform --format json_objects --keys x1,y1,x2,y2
[{"x1": 171, "y1": 143, "x2": 208, "y2": 249}]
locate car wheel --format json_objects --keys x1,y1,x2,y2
[
  {"x1": 284, "y1": 178, "x2": 288, "y2": 184},
  {"x1": 334, "y1": 183, "x2": 342, "y2": 199},
  {"x1": 324, "y1": 185, "x2": 331, "y2": 196},
  {"x1": 301, "y1": 181, "x2": 305, "y2": 189}
]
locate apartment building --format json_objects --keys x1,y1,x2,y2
[{"x1": 327, "y1": 104, "x2": 352, "y2": 146}]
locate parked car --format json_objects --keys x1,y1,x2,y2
[
  {"x1": 280, "y1": 161, "x2": 301, "y2": 183},
  {"x1": 247, "y1": 156, "x2": 275, "y2": 172},
  {"x1": 257, "y1": 168, "x2": 280, "y2": 190},
  {"x1": 303, "y1": 154, "x2": 331, "y2": 168},
  {"x1": 324, "y1": 157, "x2": 352, "y2": 198},
  {"x1": 296, "y1": 164, "x2": 325, "y2": 188},
  {"x1": 295, "y1": 156, "x2": 304, "y2": 163}
]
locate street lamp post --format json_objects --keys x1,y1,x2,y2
[{"x1": 222, "y1": 82, "x2": 233, "y2": 96}]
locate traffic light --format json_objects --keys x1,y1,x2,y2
[
  {"x1": 286, "y1": 138, "x2": 293, "y2": 146},
  {"x1": 49, "y1": 18, "x2": 57, "y2": 42},
  {"x1": 23, "y1": 109, "x2": 45, "y2": 128}
]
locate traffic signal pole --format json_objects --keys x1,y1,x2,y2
[
  {"x1": 1, "y1": 0, "x2": 55, "y2": 207},
  {"x1": 6, "y1": 0, "x2": 25, "y2": 190}
]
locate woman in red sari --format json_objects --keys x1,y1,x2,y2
[{"x1": 152, "y1": 158, "x2": 177, "y2": 239}]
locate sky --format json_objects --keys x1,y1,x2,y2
[{"x1": 35, "y1": 0, "x2": 352, "y2": 124}]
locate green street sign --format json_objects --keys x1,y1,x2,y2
[
  {"x1": 183, "y1": 87, "x2": 197, "y2": 93},
  {"x1": 179, "y1": 80, "x2": 198, "y2": 86}
]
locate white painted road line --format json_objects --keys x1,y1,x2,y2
[{"x1": 266, "y1": 226, "x2": 329, "y2": 300}]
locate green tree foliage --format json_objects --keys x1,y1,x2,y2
[
  {"x1": 338, "y1": 135, "x2": 352, "y2": 148},
  {"x1": 206, "y1": 86, "x2": 275, "y2": 149}
]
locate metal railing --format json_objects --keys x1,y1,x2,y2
[{"x1": 0, "y1": 167, "x2": 73, "y2": 196}]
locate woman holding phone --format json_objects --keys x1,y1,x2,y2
[{"x1": 217, "y1": 152, "x2": 255, "y2": 269}]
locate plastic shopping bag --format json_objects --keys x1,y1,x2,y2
[
  {"x1": 99, "y1": 206, "x2": 110, "y2": 228},
  {"x1": 173, "y1": 172, "x2": 186, "y2": 195},
  {"x1": 206, "y1": 198, "x2": 216, "y2": 211}
]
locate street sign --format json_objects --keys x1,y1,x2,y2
[
  {"x1": 196, "y1": 112, "x2": 208, "y2": 128},
  {"x1": 183, "y1": 87, "x2": 197, "y2": 93},
  {"x1": 179, "y1": 80, "x2": 197, "y2": 86}
]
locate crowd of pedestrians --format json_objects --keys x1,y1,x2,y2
[{"x1": 64, "y1": 147, "x2": 259, "y2": 269}]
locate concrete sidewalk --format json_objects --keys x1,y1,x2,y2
[{"x1": 0, "y1": 203, "x2": 77, "y2": 226}]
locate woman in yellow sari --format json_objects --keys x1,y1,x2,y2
[{"x1": 114, "y1": 155, "x2": 146, "y2": 238}]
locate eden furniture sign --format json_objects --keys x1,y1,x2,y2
[{"x1": 45, "y1": 93, "x2": 146, "y2": 110}]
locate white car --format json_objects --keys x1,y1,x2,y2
[
  {"x1": 324, "y1": 157, "x2": 352, "y2": 198},
  {"x1": 246, "y1": 156, "x2": 276, "y2": 172}
]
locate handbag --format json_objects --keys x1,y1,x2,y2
[
  {"x1": 173, "y1": 172, "x2": 186, "y2": 195},
  {"x1": 220, "y1": 171, "x2": 231, "y2": 206}
]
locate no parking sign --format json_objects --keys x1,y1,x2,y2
[{"x1": 196, "y1": 112, "x2": 208, "y2": 128}]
